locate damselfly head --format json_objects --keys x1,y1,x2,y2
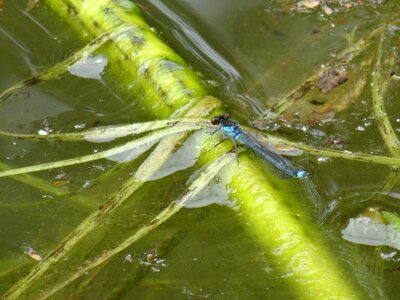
[
  {"x1": 211, "y1": 114, "x2": 231, "y2": 125},
  {"x1": 210, "y1": 116, "x2": 221, "y2": 125}
]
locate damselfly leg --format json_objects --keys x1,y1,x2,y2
[{"x1": 211, "y1": 124, "x2": 222, "y2": 135}]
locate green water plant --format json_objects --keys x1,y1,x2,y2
[{"x1": 2, "y1": 0, "x2": 400, "y2": 299}]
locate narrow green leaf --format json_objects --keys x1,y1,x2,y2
[
  {"x1": 371, "y1": 27, "x2": 400, "y2": 156},
  {"x1": 0, "y1": 118, "x2": 209, "y2": 142},
  {"x1": 381, "y1": 211, "x2": 400, "y2": 232},
  {"x1": 0, "y1": 124, "x2": 202, "y2": 178},
  {"x1": 241, "y1": 125, "x2": 400, "y2": 167}
]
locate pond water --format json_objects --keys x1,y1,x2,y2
[{"x1": 1, "y1": 0, "x2": 400, "y2": 299}]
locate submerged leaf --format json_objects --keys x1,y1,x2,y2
[
  {"x1": 106, "y1": 140, "x2": 156, "y2": 162},
  {"x1": 0, "y1": 125, "x2": 203, "y2": 178},
  {"x1": 342, "y1": 216, "x2": 400, "y2": 250},
  {"x1": 147, "y1": 130, "x2": 207, "y2": 180},
  {"x1": 0, "y1": 118, "x2": 209, "y2": 142},
  {"x1": 83, "y1": 118, "x2": 208, "y2": 143},
  {"x1": 67, "y1": 55, "x2": 108, "y2": 80}
]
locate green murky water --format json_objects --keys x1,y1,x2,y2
[{"x1": 1, "y1": 0, "x2": 400, "y2": 299}]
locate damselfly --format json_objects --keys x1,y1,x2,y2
[{"x1": 211, "y1": 114, "x2": 307, "y2": 178}]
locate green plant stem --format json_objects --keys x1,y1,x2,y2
[
  {"x1": 1, "y1": 0, "x2": 376, "y2": 298},
  {"x1": 368, "y1": 26, "x2": 400, "y2": 203},
  {"x1": 371, "y1": 28, "x2": 400, "y2": 156},
  {"x1": 0, "y1": 161, "x2": 68, "y2": 196},
  {"x1": 381, "y1": 211, "x2": 400, "y2": 231},
  {"x1": 4, "y1": 118, "x2": 400, "y2": 168},
  {"x1": 241, "y1": 125, "x2": 400, "y2": 167}
]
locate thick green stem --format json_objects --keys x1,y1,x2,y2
[
  {"x1": 229, "y1": 156, "x2": 360, "y2": 299},
  {"x1": 44, "y1": 0, "x2": 207, "y2": 118}
]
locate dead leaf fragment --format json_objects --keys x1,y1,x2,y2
[
  {"x1": 0, "y1": 0, "x2": 4, "y2": 11},
  {"x1": 317, "y1": 67, "x2": 349, "y2": 94},
  {"x1": 299, "y1": 0, "x2": 320, "y2": 9},
  {"x1": 52, "y1": 180, "x2": 70, "y2": 187},
  {"x1": 322, "y1": 5, "x2": 333, "y2": 15}
]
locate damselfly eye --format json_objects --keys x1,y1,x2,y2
[{"x1": 210, "y1": 117, "x2": 219, "y2": 125}]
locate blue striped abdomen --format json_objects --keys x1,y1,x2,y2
[{"x1": 235, "y1": 131, "x2": 303, "y2": 178}]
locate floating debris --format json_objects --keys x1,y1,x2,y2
[
  {"x1": 138, "y1": 251, "x2": 167, "y2": 272},
  {"x1": 322, "y1": 4, "x2": 333, "y2": 15},
  {"x1": 52, "y1": 180, "x2": 70, "y2": 187},
  {"x1": 311, "y1": 29, "x2": 321, "y2": 35},
  {"x1": 125, "y1": 253, "x2": 133, "y2": 262},
  {"x1": 317, "y1": 67, "x2": 349, "y2": 94},
  {"x1": 298, "y1": 0, "x2": 320, "y2": 10},
  {"x1": 24, "y1": 247, "x2": 42, "y2": 262},
  {"x1": 296, "y1": 0, "x2": 367, "y2": 14},
  {"x1": 74, "y1": 123, "x2": 86, "y2": 129},
  {"x1": 317, "y1": 156, "x2": 331, "y2": 163},
  {"x1": 355, "y1": 125, "x2": 365, "y2": 131},
  {"x1": 38, "y1": 129, "x2": 49, "y2": 136}
]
